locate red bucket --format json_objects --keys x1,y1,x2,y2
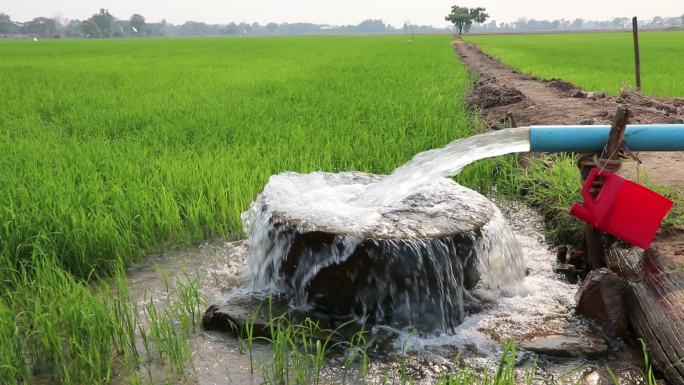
[{"x1": 570, "y1": 168, "x2": 673, "y2": 249}]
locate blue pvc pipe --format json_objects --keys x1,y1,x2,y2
[{"x1": 529, "y1": 124, "x2": 684, "y2": 152}]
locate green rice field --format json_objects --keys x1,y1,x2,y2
[
  {"x1": 0, "y1": 36, "x2": 477, "y2": 278},
  {"x1": 466, "y1": 31, "x2": 684, "y2": 97},
  {"x1": 0, "y1": 35, "x2": 501, "y2": 384}
]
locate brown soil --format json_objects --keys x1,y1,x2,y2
[{"x1": 455, "y1": 40, "x2": 684, "y2": 264}]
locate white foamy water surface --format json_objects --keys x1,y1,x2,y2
[
  {"x1": 242, "y1": 171, "x2": 527, "y2": 331},
  {"x1": 240, "y1": 129, "x2": 533, "y2": 331}
]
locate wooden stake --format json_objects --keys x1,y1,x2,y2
[
  {"x1": 632, "y1": 17, "x2": 641, "y2": 91},
  {"x1": 579, "y1": 105, "x2": 630, "y2": 270}
]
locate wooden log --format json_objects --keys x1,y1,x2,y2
[{"x1": 605, "y1": 245, "x2": 684, "y2": 385}]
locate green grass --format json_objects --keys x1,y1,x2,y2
[
  {"x1": 501, "y1": 154, "x2": 584, "y2": 245},
  {"x1": 0, "y1": 35, "x2": 487, "y2": 384},
  {"x1": 0, "y1": 36, "x2": 474, "y2": 278},
  {"x1": 466, "y1": 31, "x2": 684, "y2": 97}
]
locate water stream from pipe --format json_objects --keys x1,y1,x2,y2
[{"x1": 362, "y1": 127, "x2": 531, "y2": 206}]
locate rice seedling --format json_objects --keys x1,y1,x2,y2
[
  {"x1": 0, "y1": 300, "x2": 29, "y2": 384},
  {"x1": 640, "y1": 339, "x2": 658, "y2": 385},
  {"x1": 110, "y1": 262, "x2": 141, "y2": 368},
  {"x1": 399, "y1": 332, "x2": 415, "y2": 385},
  {"x1": 435, "y1": 340, "x2": 537, "y2": 385},
  {"x1": 173, "y1": 270, "x2": 204, "y2": 332},
  {"x1": 242, "y1": 309, "x2": 258, "y2": 374}
]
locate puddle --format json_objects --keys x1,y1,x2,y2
[{"x1": 115, "y1": 201, "x2": 644, "y2": 385}]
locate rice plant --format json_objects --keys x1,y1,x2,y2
[
  {"x1": 467, "y1": 31, "x2": 684, "y2": 97},
  {"x1": 0, "y1": 35, "x2": 481, "y2": 383}
]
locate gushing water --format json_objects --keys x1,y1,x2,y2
[
  {"x1": 242, "y1": 128, "x2": 533, "y2": 331},
  {"x1": 363, "y1": 127, "x2": 531, "y2": 206}
]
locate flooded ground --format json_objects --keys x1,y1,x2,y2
[{"x1": 118, "y1": 201, "x2": 644, "y2": 385}]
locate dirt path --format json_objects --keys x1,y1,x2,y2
[
  {"x1": 456, "y1": 40, "x2": 684, "y2": 190},
  {"x1": 455, "y1": 40, "x2": 684, "y2": 261}
]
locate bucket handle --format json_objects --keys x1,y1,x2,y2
[
  {"x1": 581, "y1": 167, "x2": 615, "y2": 205},
  {"x1": 571, "y1": 168, "x2": 612, "y2": 226}
]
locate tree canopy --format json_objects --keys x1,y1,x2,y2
[
  {"x1": 445, "y1": 5, "x2": 489, "y2": 35},
  {"x1": 130, "y1": 14, "x2": 145, "y2": 34},
  {"x1": 90, "y1": 8, "x2": 114, "y2": 37},
  {"x1": 23, "y1": 17, "x2": 57, "y2": 37}
]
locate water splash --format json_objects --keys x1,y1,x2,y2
[
  {"x1": 362, "y1": 127, "x2": 531, "y2": 206},
  {"x1": 242, "y1": 172, "x2": 525, "y2": 331},
  {"x1": 241, "y1": 128, "x2": 533, "y2": 331}
]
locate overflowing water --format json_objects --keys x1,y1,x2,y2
[
  {"x1": 242, "y1": 172, "x2": 526, "y2": 331},
  {"x1": 240, "y1": 128, "x2": 534, "y2": 331},
  {"x1": 121, "y1": 203, "x2": 644, "y2": 385},
  {"x1": 117, "y1": 127, "x2": 647, "y2": 384}
]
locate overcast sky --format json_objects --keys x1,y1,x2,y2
[{"x1": 4, "y1": 0, "x2": 683, "y2": 26}]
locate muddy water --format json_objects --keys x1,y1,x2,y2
[{"x1": 119, "y1": 202, "x2": 643, "y2": 385}]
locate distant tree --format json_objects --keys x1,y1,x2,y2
[
  {"x1": 225, "y1": 22, "x2": 239, "y2": 35},
  {"x1": 89, "y1": 8, "x2": 114, "y2": 37},
  {"x1": 612, "y1": 17, "x2": 629, "y2": 29},
  {"x1": 80, "y1": 20, "x2": 102, "y2": 37},
  {"x1": 238, "y1": 22, "x2": 251, "y2": 34},
  {"x1": 513, "y1": 18, "x2": 528, "y2": 31},
  {"x1": 0, "y1": 13, "x2": 17, "y2": 34},
  {"x1": 251, "y1": 22, "x2": 264, "y2": 34},
  {"x1": 569, "y1": 18, "x2": 584, "y2": 30},
  {"x1": 180, "y1": 21, "x2": 205, "y2": 35},
  {"x1": 652, "y1": 16, "x2": 664, "y2": 27},
  {"x1": 158, "y1": 19, "x2": 169, "y2": 35},
  {"x1": 144, "y1": 20, "x2": 166, "y2": 36},
  {"x1": 23, "y1": 17, "x2": 57, "y2": 37},
  {"x1": 356, "y1": 19, "x2": 387, "y2": 33},
  {"x1": 130, "y1": 14, "x2": 145, "y2": 34},
  {"x1": 266, "y1": 22, "x2": 278, "y2": 34},
  {"x1": 445, "y1": 5, "x2": 489, "y2": 35},
  {"x1": 65, "y1": 19, "x2": 82, "y2": 37}
]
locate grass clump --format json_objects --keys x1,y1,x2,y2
[
  {"x1": 460, "y1": 153, "x2": 584, "y2": 245},
  {"x1": 509, "y1": 154, "x2": 584, "y2": 244}
]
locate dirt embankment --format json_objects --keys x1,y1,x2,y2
[
  {"x1": 456, "y1": 40, "x2": 684, "y2": 260},
  {"x1": 456, "y1": 39, "x2": 684, "y2": 385}
]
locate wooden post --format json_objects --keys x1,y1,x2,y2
[
  {"x1": 632, "y1": 17, "x2": 641, "y2": 91},
  {"x1": 579, "y1": 105, "x2": 630, "y2": 270}
]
